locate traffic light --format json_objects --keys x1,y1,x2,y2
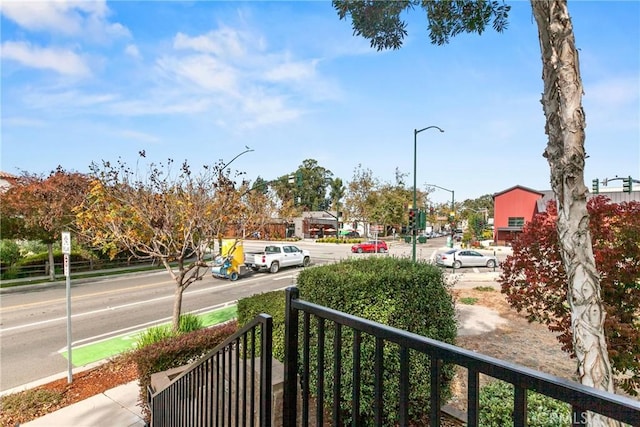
[
  {"x1": 418, "y1": 210, "x2": 426, "y2": 229},
  {"x1": 623, "y1": 176, "x2": 632, "y2": 193},
  {"x1": 592, "y1": 178, "x2": 599, "y2": 194},
  {"x1": 408, "y1": 209, "x2": 417, "y2": 232}
]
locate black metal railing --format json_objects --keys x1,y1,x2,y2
[
  {"x1": 282, "y1": 286, "x2": 640, "y2": 427},
  {"x1": 149, "y1": 314, "x2": 273, "y2": 427}
]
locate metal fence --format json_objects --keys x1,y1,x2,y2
[
  {"x1": 149, "y1": 314, "x2": 273, "y2": 427},
  {"x1": 1, "y1": 257, "x2": 155, "y2": 279},
  {"x1": 282, "y1": 286, "x2": 640, "y2": 427}
]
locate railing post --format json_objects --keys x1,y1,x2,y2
[
  {"x1": 260, "y1": 315, "x2": 273, "y2": 427},
  {"x1": 283, "y1": 287, "x2": 300, "y2": 427}
]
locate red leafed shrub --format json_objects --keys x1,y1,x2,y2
[{"x1": 499, "y1": 196, "x2": 640, "y2": 395}]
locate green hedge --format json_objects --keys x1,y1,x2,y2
[
  {"x1": 237, "y1": 257, "x2": 457, "y2": 426},
  {"x1": 237, "y1": 290, "x2": 287, "y2": 360},
  {"x1": 479, "y1": 380, "x2": 571, "y2": 426}
]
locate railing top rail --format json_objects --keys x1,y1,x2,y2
[
  {"x1": 150, "y1": 313, "x2": 272, "y2": 398},
  {"x1": 286, "y1": 287, "x2": 640, "y2": 423}
]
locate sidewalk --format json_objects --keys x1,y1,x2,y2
[{"x1": 20, "y1": 380, "x2": 145, "y2": 427}]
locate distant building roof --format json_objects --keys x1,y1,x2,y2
[{"x1": 492, "y1": 185, "x2": 545, "y2": 199}]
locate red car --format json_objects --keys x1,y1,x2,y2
[{"x1": 351, "y1": 240, "x2": 388, "y2": 253}]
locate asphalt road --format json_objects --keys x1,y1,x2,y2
[{"x1": 0, "y1": 237, "x2": 506, "y2": 391}]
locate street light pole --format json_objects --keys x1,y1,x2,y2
[
  {"x1": 413, "y1": 126, "x2": 444, "y2": 262},
  {"x1": 222, "y1": 146, "x2": 254, "y2": 170}
]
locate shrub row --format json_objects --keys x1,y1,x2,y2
[
  {"x1": 237, "y1": 256, "x2": 457, "y2": 426},
  {"x1": 314, "y1": 237, "x2": 362, "y2": 244}
]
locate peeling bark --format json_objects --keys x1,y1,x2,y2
[{"x1": 531, "y1": 1, "x2": 618, "y2": 425}]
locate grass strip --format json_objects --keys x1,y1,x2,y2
[{"x1": 61, "y1": 305, "x2": 238, "y2": 366}]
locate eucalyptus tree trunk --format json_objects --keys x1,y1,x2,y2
[{"x1": 532, "y1": 1, "x2": 617, "y2": 425}]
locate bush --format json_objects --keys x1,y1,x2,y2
[
  {"x1": 132, "y1": 321, "x2": 237, "y2": 422},
  {"x1": 297, "y1": 257, "x2": 457, "y2": 425},
  {"x1": 135, "y1": 314, "x2": 204, "y2": 349},
  {"x1": 238, "y1": 257, "x2": 457, "y2": 426},
  {"x1": 237, "y1": 290, "x2": 286, "y2": 360},
  {"x1": 178, "y1": 313, "x2": 203, "y2": 333},
  {"x1": 479, "y1": 380, "x2": 570, "y2": 427},
  {"x1": 4, "y1": 250, "x2": 93, "y2": 279},
  {"x1": 0, "y1": 240, "x2": 20, "y2": 267},
  {"x1": 135, "y1": 325, "x2": 174, "y2": 349}
]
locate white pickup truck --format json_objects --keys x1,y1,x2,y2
[{"x1": 245, "y1": 244, "x2": 311, "y2": 273}]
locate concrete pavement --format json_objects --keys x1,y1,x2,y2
[{"x1": 20, "y1": 381, "x2": 145, "y2": 427}]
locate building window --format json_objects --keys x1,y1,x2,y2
[{"x1": 508, "y1": 217, "x2": 525, "y2": 227}]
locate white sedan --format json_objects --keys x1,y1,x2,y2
[{"x1": 436, "y1": 249, "x2": 498, "y2": 269}]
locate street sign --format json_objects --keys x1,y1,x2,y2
[{"x1": 62, "y1": 231, "x2": 71, "y2": 255}]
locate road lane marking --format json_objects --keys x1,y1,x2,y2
[
  {"x1": 0, "y1": 273, "x2": 290, "y2": 333},
  {"x1": 0, "y1": 280, "x2": 175, "y2": 312}
]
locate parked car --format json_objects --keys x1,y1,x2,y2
[
  {"x1": 435, "y1": 249, "x2": 497, "y2": 268},
  {"x1": 351, "y1": 240, "x2": 388, "y2": 253}
]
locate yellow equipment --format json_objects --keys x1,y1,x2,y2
[{"x1": 211, "y1": 239, "x2": 247, "y2": 281}]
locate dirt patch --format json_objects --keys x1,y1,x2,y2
[{"x1": 447, "y1": 287, "x2": 578, "y2": 412}]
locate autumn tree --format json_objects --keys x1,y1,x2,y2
[
  {"x1": 76, "y1": 156, "x2": 246, "y2": 331},
  {"x1": 0, "y1": 167, "x2": 90, "y2": 280},
  {"x1": 333, "y1": 1, "x2": 619, "y2": 415},
  {"x1": 500, "y1": 197, "x2": 640, "y2": 396},
  {"x1": 370, "y1": 170, "x2": 414, "y2": 235},
  {"x1": 345, "y1": 164, "x2": 379, "y2": 230},
  {"x1": 241, "y1": 178, "x2": 280, "y2": 238}
]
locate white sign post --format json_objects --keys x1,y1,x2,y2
[{"x1": 62, "y1": 231, "x2": 73, "y2": 384}]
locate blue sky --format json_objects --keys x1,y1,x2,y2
[{"x1": 1, "y1": 1, "x2": 638, "y2": 205}]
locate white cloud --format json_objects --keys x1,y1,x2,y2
[
  {"x1": 0, "y1": 0, "x2": 130, "y2": 40},
  {"x1": 239, "y1": 91, "x2": 304, "y2": 128},
  {"x1": 264, "y1": 59, "x2": 317, "y2": 82},
  {"x1": 125, "y1": 44, "x2": 141, "y2": 59},
  {"x1": 173, "y1": 27, "x2": 250, "y2": 58},
  {"x1": 1, "y1": 41, "x2": 91, "y2": 76},
  {"x1": 156, "y1": 54, "x2": 239, "y2": 95}
]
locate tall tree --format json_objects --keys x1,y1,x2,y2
[
  {"x1": 76, "y1": 156, "x2": 245, "y2": 331},
  {"x1": 0, "y1": 167, "x2": 90, "y2": 280},
  {"x1": 333, "y1": 0, "x2": 619, "y2": 418},
  {"x1": 370, "y1": 182, "x2": 412, "y2": 235},
  {"x1": 345, "y1": 164, "x2": 379, "y2": 230},
  {"x1": 295, "y1": 159, "x2": 334, "y2": 211}
]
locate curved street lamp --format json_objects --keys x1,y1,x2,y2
[
  {"x1": 413, "y1": 126, "x2": 444, "y2": 262},
  {"x1": 222, "y1": 146, "x2": 255, "y2": 170}
]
